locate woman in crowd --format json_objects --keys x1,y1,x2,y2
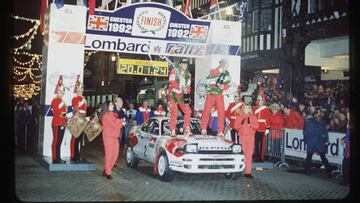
[
  {"x1": 235, "y1": 104, "x2": 259, "y2": 178},
  {"x1": 99, "y1": 101, "x2": 125, "y2": 180}
]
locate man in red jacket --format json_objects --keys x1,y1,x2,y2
[
  {"x1": 283, "y1": 104, "x2": 304, "y2": 129},
  {"x1": 70, "y1": 76, "x2": 87, "y2": 163},
  {"x1": 235, "y1": 104, "x2": 259, "y2": 178},
  {"x1": 225, "y1": 94, "x2": 244, "y2": 144},
  {"x1": 51, "y1": 75, "x2": 68, "y2": 164},
  {"x1": 252, "y1": 84, "x2": 271, "y2": 162},
  {"x1": 168, "y1": 58, "x2": 192, "y2": 136}
]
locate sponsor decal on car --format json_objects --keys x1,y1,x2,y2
[{"x1": 165, "y1": 137, "x2": 188, "y2": 157}]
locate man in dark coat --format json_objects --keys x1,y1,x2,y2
[
  {"x1": 114, "y1": 97, "x2": 128, "y2": 156},
  {"x1": 303, "y1": 108, "x2": 332, "y2": 178}
]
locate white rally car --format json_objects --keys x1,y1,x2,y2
[{"x1": 125, "y1": 117, "x2": 245, "y2": 181}]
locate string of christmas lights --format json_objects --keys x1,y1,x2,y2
[
  {"x1": 11, "y1": 16, "x2": 42, "y2": 100},
  {"x1": 11, "y1": 15, "x2": 40, "y2": 51},
  {"x1": 11, "y1": 51, "x2": 43, "y2": 94},
  {"x1": 13, "y1": 84, "x2": 41, "y2": 100}
]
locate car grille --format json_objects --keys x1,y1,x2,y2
[
  {"x1": 198, "y1": 165, "x2": 235, "y2": 169},
  {"x1": 199, "y1": 158, "x2": 234, "y2": 161},
  {"x1": 198, "y1": 150, "x2": 233, "y2": 154}
]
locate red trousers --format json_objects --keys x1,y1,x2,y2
[
  {"x1": 169, "y1": 99, "x2": 191, "y2": 131},
  {"x1": 51, "y1": 125, "x2": 65, "y2": 161},
  {"x1": 103, "y1": 136, "x2": 119, "y2": 175},
  {"x1": 70, "y1": 133, "x2": 82, "y2": 160},
  {"x1": 239, "y1": 134, "x2": 255, "y2": 174},
  {"x1": 201, "y1": 94, "x2": 225, "y2": 133}
]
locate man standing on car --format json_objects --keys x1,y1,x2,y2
[
  {"x1": 201, "y1": 59, "x2": 231, "y2": 138},
  {"x1": 168, "y1": 58, "x2": 192, "y2": 136}
]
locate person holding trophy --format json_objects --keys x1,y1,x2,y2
[{"x1": 200, "y1": 59, "x2": 231, "y2": 138}]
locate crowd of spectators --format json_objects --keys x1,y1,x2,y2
[{"x1": 240, "y1": 71, "x2": 349, "y2": 133}]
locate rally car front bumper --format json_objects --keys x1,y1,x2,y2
[{"x1": 168, "y1": 153, "x2": 245, "y2": 174}]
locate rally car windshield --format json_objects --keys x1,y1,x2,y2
[{"x1": 161, "y1": 119, "x2": 202, "y2": 136}]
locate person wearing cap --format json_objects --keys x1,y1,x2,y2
[
  {"x1": 70, "y1": 77, "x2": 87, "y2": 163},
  {"x1": 200, "y1": 59, "x2": 231, "y2": 138},
  {"x1": 283, "y1": 104, "x2": 304, "y2": 129},
  {"x1": 252, "y1": 83, "x2": 271, "y2": 162},
  {"x1": 50, "y1": 75, "x2": 68, "y2": 164},
  {"x1": 234, "y1": 104, "x2": 259, "y2": 178},
  {"x1": 225, "y1": 94, "x2": 245, "y2": 144},
  {"x1": 168, "y1": 58, "x2": 192, "y2": 136}
]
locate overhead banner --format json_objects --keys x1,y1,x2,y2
[
  {"x1": 283, "y1": 128, "x2": 345, "y2": 165},
  {"x1": 116, "y1": 58, "x2": 169, "y2": 77},
  {"x1": 85, "y1": 2, "x2": 211, "y2": 57}
]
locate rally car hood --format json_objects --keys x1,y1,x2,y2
[{"x1": 165, "y1": 134, "x2": 234, "y2": 152}]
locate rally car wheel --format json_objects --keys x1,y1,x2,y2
[
  {"x1": 125, "y1": 145, "x2": 138, "y2": 168},
  {"x1": 224, "y1": 172, "x2": 241, "y2": 180},
  {"x1": 157, "y1": 152, "x2": 175, "y2": 182}
]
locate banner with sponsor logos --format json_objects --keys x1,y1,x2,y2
[
  {"x1": 283, "y1": 128, "x2": 345, "y2": 165},
  {"x1": 40, "y1": 4, "x2": 87, "y2": 158},
  {"x1": 84, "y1": 2, "x2": 211, "y2": 57}
]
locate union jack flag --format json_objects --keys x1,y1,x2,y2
[
  {"x1": 87, "y1": 15, "x2": 109, "y2": 31},
  {"x1": 189, "y1": 25, "x2": 208, "y2": 39}
]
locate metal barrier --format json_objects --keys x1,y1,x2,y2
[
  {"x1": 264, "y1": 128, "x2": 289, "y2": 167},
  {"x1": 264, "y1": 128, "x2": 344, "y2": 177}
]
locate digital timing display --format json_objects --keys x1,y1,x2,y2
[{"x1": 116, "y1": 59, "x2": 168, "y2": 77}]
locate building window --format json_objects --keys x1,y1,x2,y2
[
  {"x1": 249, "y1": 0, "x2": 259, "y2": 10},
  {"x1": 308, "y1": 0, "x2": 316, "y2": 14},
  {"x1": 246, "y1": 12, "x2": 253, "y2": 34},
  {"x1": 253, "y1": 10, "x2": 259, "y2": 33},
  {"x1": 292, "y1": 0, "x2": 300, "y2": 16},
  {"x1": 261, "y1": 0, "x2": 272, "y2": 8},
  {"x1": 242, "y1": 21, "x2": 246, "y2": 35},
  {"x1": 319, "y1": 0, "x2": 326, "y2": 11},
  {"x1": 261, "y1": 8, "x2": 272, "y2": 31}
]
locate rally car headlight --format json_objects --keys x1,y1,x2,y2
[
  {"x1": 184, "y1": 144, "x2": 198, "y2": 153},
  {"x1": 232, "y1": 144, "x2": 241, "y2": 154}
]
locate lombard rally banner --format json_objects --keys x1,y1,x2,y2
[
  {"x1": 85, "y1": 2, "x2": 211, "y2": 57},
  {"x1": 283, "y1": 128, "x2": 345, "y2": 165}
]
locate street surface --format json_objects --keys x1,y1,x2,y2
[{"x1": 15, "y1": 137, "x2": 349, "y2": 201}]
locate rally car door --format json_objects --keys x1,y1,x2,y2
[
  {"x1": 140, "y1": 119, "x2": 157, "y2": 161},
  {"x1": 137, "y1": 121, "x2": 151, "y2": 160},
  {"x1": 146, "y1": 119, "x2": 160, "y2": 163}
]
